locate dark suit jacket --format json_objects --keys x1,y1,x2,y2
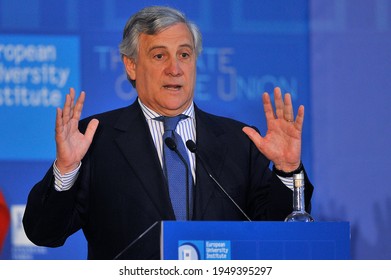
[{"x1": 23, "y1": 99, "x2": 313, "y2": 259}]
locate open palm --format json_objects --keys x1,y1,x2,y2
[
  {"x1": 242, "y1": 87, "x2": 303, "y2": 172},
  {"x1": 55, "y1": 88, "x2": 99, "y2": 174}
]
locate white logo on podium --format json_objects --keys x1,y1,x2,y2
[{"x1": 11, "y1": 204, "x2": 35, "y2": 247}]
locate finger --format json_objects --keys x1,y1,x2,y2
[
  {"x1": 274, "y1": 87, "x2": 284, "y2": 119},
  {"x1": 283, "y1": 93, "x2": 294, "y2": 122},
  {"x1": 55, "y1": 107, "x2": 64, "y2": 135},
  {"x1": 84, "y1": 119, "x2": 99, "y2": 143},
  {"x1": 68, "y1": 88, "x2": 76, "y2": 119},
  {"x1": 72, "y1": 91, "x2": 86, "y2": 121},
  {"x1": 62, "y1": 88, "x2": 75, "y2": 124},
  {"x1": 262, "y1": 92, "x2": 275, "y2": 123},
  {"x1": 294, "y1": 105, "x2": 305, "y2": 131}
]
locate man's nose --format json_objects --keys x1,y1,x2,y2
[{"x1": 165, "y1": 57, "x2": 183, "y2": 76}]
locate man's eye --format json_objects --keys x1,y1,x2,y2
[
  {"x1": 180, "y1": 52, "x2": 190, "y2": 58},
  {"x1": 154, "y1": 54, "x2": 164, "y2": 59}
]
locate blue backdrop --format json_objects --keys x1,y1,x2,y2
[{"x1": 0, "y1": 0, "x2": 389, "y2": 260}]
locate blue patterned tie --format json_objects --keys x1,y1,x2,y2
[{"x1": 160, "y1": 115, "x2": 193, "y2": 220}]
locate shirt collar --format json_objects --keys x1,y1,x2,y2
[{"x1": 138, "y1": 98, "x2": 195, "y2": 121}]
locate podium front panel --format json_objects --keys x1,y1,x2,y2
[{"x1": 161, "y1": 221, "x2": 350, "y2": 260}]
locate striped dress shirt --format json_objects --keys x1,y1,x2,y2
[{"x1": 137, "y1": 99, "x2": 197, "y2": 181}]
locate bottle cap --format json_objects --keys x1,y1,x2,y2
[
  {"x1": 293, "y1": 171, "x2": 304, "y2": 187},
  {"x1": 293, "y1": 171, "x2": 304, "y2": 180}
]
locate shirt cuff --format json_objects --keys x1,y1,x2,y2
[
  {"x1": 273, "y1": 161, "x2": 303, "y2": 177},
  {"x1": 53, "y1": 160, "x2": 81, "y2": 192},
  {"x1": 275, "y1": 175, "x2": 294, "y2": 191}
]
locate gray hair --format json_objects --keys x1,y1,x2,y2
[{"x1": 119, "y1": 6, "x2": 203, "y2": 87}]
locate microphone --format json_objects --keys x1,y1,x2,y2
[
  {"x1": 186, "y1": 140, "x2": 252, "y2": 222},
  {"x1": 164, "y1": 137, "x2": 191, "y2": 221}
]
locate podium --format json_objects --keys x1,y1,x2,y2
[{"x1": 161, "y1": 221, "x2": 350, "y2": 260}]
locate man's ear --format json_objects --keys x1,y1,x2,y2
[{"x1": 123, "y1": 56, "x2": 136, "y2": 80}]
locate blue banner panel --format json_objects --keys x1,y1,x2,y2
[{"x1": 0, "y1": 34, "x2": 80, "y2": 160}]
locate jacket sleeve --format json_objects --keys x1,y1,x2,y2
[
  {"x1": 22, "y1": 163, "x2": 88, "y2": 247},
  {"x1": 246, "y1": 139, "x2": 314, "y2": 221}
]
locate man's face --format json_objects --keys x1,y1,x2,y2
[{"x1": 124, "y1": 23, "x2": 197, "y2": 116}]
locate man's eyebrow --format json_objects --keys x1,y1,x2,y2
[
  {"x1": 147, "y1": 45, "x2": 167, "y2": 53},
  {"x1": 178, "y1": 43, "x2": 194, "y2": 50},
  {"x1": 147, "y1": 44, "x2": 194, "y2": 53}
]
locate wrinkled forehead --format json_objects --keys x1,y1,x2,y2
[{"x1": 138, "y1": 23, "x2": 195, "y2": 53}]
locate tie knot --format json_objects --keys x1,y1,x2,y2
[{"x1": 160, "y1": 115, "x2": 187, "y2": 132}]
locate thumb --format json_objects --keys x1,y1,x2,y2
[
  {"x1": 84, "y1": 119, "x2": 99, "y2": 143},
  {"x1": 242, "y1": 126, "x2": 264, "y2": 148}
]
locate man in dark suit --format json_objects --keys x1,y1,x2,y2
[{"x1": 23, "y1": 6, "x2": 313, "y2": 260}]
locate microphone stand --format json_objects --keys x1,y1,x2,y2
[
  {"x1": 186, "y1": 140, "x2": 252, "y2": 222},
  {"x1": 113, "y1": 221, "x2": 159, "y2": 260}
]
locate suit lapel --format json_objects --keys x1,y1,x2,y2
[
  {"x1": 113, "y1": 101, "x2": 175, "y2": 220},
  {"x1": 193, "y1": 107, "x2": 228, "y2": 219},
  {"x1": 109, "y1": 102, "x2": 229, "y2": 220}
]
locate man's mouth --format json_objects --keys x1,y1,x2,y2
[{"x1": 163, "y1": 84, "x2": 182, "y2": 90}]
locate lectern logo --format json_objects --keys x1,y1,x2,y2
[
  {"x1": 178, "y1": 240, "x2": 231, "y2": 260},
  {"x1": 178, "y1": 241, "x2": 204, "y2": 260}
]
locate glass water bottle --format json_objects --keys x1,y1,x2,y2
[{"x1": 285, "y1": 171, "x2": 314, "y2": 222}]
